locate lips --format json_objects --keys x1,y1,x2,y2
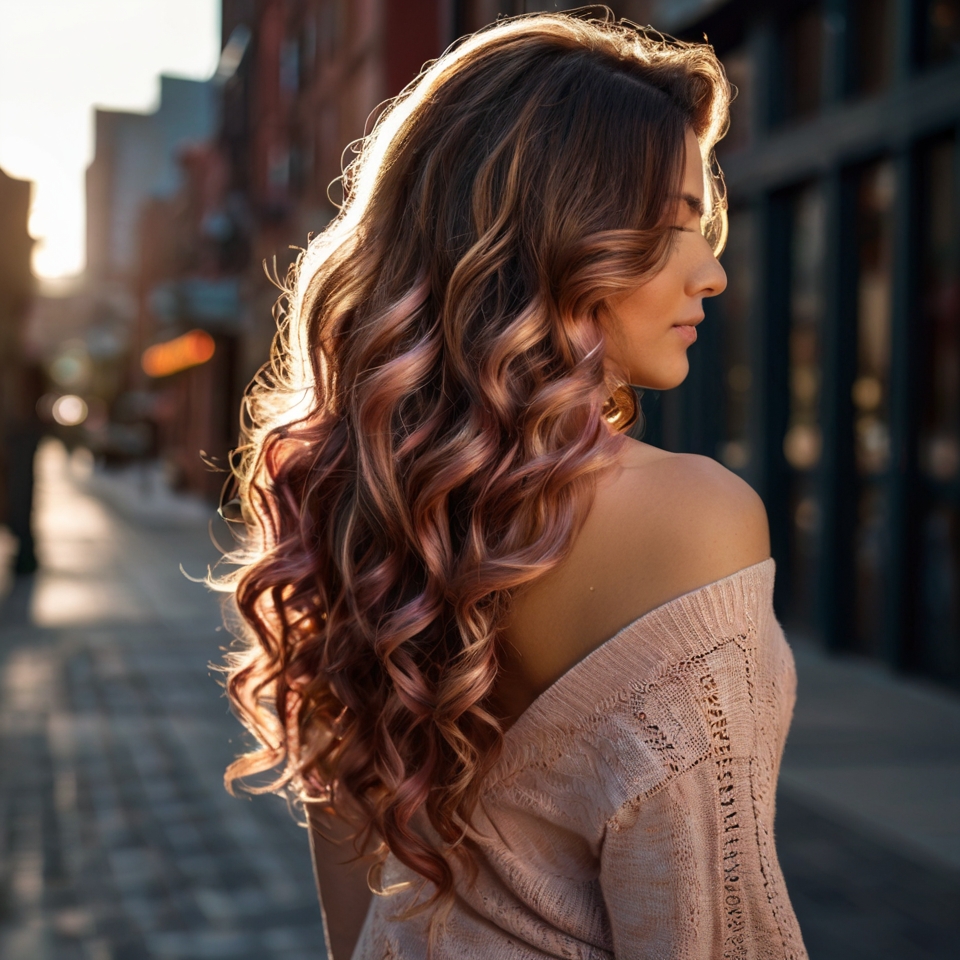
[{"x1": 674, "y1": 323, "x2": 698, "y2": 344}]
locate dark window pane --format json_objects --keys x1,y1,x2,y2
[
  {"x1": 922, "y1": 0, "x2": 960, "y2": 67},
  {"x1": 849, "y1": 0, "x2": 896, "y2": 95},
  {"x1": 784, "y1": 186, "x2": 826, "y2": 473},
  {"x1": 780, "y1": 3, "x2": 824, "y2": 122},
  {"x1": 853, "y1": 159, "x2": 896, "y2": 656},
  {"x1": 854, "y1": 162, "x2": 895, "y2": 476},
  {"x1": 918, "y1": 133, "x2": 960, "y2": 678},
  {"x1": 717, "y1": 207, "x2": 755, "y2": 471},
  {"x1": 920, "y1": 136, "x2": 960, "y2": 482},
  {"x1": 720, "y1": 45, "x2": 754, "y2": 154},
  {"x1": 783, "y1": 185, "x2": 826, "y2": 634}
]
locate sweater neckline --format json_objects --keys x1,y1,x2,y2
[{"x1": 497, "y1": 557, "x2": 776, "y2": 752}]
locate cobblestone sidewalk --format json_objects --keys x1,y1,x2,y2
[
  {"x1": 775, "y1": 637, "x2": 960, "y2": 960},
  {"x1": 0, "y1": 442, "x2": 327, "y2": 960}
]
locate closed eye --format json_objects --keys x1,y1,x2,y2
[
  {"x1": 670, "y1": 194, "x2": 706, "y2": 234},
  {"x1": 682, "y1": 193, "x2": 705, "y2": 218}
]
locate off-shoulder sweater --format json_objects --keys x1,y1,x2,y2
[{"x1": 352, "y1": 559, "x2": 808, "y2": 959}]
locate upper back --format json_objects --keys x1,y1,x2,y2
[{"x1": 493, "y1": 437, "x2": 771, "y2": 727}]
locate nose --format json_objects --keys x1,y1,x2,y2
[
  {"x1": 688, "y1": 239, "x2": 727, "y2": 300},
  {"x1": 703, "y1": 250, "x2": 727, "y2": 297}
]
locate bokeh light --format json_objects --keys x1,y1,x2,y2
[
  {"x1": 141, "y1": 329, "x2": 216, "y2": 378},
  {"x1": 51, "y1": 394, "x2": 88, "y2": 426}
]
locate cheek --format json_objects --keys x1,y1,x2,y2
[
  {"x1": 641, "y1": 262, "x2": 685, "y2": 312},
  {"x1": 603, "y1": 253, "x2": 692, "y2": 370},
  {"x1": 613, "y1": 276, "x2": 676, "y2": 341}
]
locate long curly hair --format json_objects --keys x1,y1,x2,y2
[{"x1": 219, "y1": 8, "x2": 730, "y2": 914}]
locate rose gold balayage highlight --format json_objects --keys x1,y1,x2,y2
[{"x1": 218, "y1": 9, "x2": 730, "y2": 919}]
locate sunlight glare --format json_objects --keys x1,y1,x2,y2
[{"x1": 0, "y1": 0, "x2": 221, "y2": 279}]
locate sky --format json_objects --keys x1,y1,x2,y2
[{"x1": 0, "y1": 0, "x2": 221, "y2": 279}]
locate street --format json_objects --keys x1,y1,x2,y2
[
  {"x1": 0, "y1": 441, "x2": 327, "y2": 960},
  {"x1": 1, "y1": 439, "x2": 959, "y2": 960}
]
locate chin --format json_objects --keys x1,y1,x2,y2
[{"x1": 632, "y1": 359, "x2": 690, "y2": 392}]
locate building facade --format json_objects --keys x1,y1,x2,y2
[
  {"x1": 83, "y1": 75, "x2": 226, "y2": 479},
  {"x1": 0, "y1": 168, "x2": 33, "y2": 362},
  {"x1": 87, "y1": 76, "x2": 219, "y2": 283},
  {"x1": 644, "y1": 0, "x2": 960, "y2": 685}
]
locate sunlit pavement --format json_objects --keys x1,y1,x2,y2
[
  {"x1": 0, "y1": 441, "x2": 326, "y2": 960},
  {"x1": 2, "y1": 442, "x2": 960, "y2": 960},
  {"x1": 775, "y1": 642, "x2": 960, "y2": 959}
]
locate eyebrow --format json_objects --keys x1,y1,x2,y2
[{"x1": 680, "y1": 193, "x2": 705, "y2": 218}]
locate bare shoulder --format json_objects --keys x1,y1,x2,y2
[
  {"x1": 495, "y1": 440, "x2": 771, "y2": 723},
  {"x1": 607, "y1": 441, "x2": 771, "y2": 589}
]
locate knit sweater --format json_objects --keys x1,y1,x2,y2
[{"x1": 352, "y1": 558, "x2": 807, "y2": 959}]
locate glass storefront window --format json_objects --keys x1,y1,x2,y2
[
  {"x1": 849, "y1": 0, "x2": 896, "y2": 95},
  {"x1": 921, "y1": 0, "x2": 960, "y2": 67},
  {"x1": 854, "y1": 162, "x2": 895, "y2": 476},
  {"x1": 720, "y1": 45, "x2": 754, "y2": 155},
  {"x1": 853, "y1": 159, "x2": 896, "y2": 656},
  {"x1": 784, "y1": 185, "x2": 826, "y2": 633},
  {"x1": 919, "y1": 133, "x2": 960, "y2": 679},
  {"x1": 717, "y1": 208, "x2": 755, "y2": 472},
  {"x1": 784, "y1": 187, "x2": 826, "y2": 474},
  {"x1": 920, "y1": 136, "x2": 960, "y2": 483},
  {"x1": 778, "y1": 2, "x2": 824, "y2": 123}
]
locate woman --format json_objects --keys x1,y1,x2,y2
[{"x1": 221, "y1": 10, "x2": 807, "y2": 959}]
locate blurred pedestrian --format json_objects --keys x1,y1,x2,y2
[
  {"x1": 1, "y1": 360, "x2": 44, "y2": 575},
  {"x1": 218, "y1": 11, "x2": 806, "y2": 960}
]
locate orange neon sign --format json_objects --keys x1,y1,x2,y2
[{"x1": 142, "y1": 329, "x2": 215, "y2": 378}]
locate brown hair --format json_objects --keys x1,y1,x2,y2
[{"x1": 218, "y1": 7, "x2": 730, "y2": 920}]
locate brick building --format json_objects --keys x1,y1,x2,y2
[{"x1": 217, "y1": 0, "x2": 462, "y2": 388}]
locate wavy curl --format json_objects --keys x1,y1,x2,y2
[{"x1": 217, "y1": 8, "x2": 731, "y2": 919}]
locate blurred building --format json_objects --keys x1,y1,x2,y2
[
  {"x1": 0, "y1": 167, "x2": 37, "y2": 571},
  {"x1": 644, "y1": 0, "x2": 960, "y2": 686},
  {"x1": 0, "y1": 168, "x2": 33, "y2": 376},
  {"x1": 87, "y1": 76, "x2": 219, "y2": 283},
  {"x1": 131, "y1": 143, "x2": 245, "y2": 494},
  {"x1": 84, "y1": 74, "x2": 244, "y2": 489}
]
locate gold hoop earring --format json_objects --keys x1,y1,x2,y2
[{"x1": 601, "y1": 383, "x2": 640, "y2": 433}]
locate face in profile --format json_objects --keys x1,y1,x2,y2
[{"x1": 602, "y1": 127, "x2": 727, "y2": 392}]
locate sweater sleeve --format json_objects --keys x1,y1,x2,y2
[
  {"x1": 599, "y1": 762, "x2": 730, "y2": 959},
  {"x1": 597, "y1": 638, "x2": 805, "y2": 960}
]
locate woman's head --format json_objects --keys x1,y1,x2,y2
[
  {"x1": 602, "y1": 126, "x2": 728, "y2": 391},
  {"x1": 295, "y1": 11, "x2": 730, "y2": 414},
  {"x1": 223, "y1": 9, "x2": 730, "y2": 916}
]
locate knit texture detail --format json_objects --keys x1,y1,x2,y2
[{"x1": 352, "y1": 559, "x2": 807, "y2": 959}]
